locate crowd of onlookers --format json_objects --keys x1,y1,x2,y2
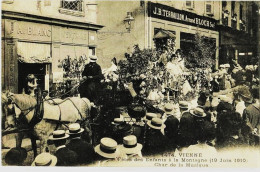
[{"x1": 4, "y1": 62, "x2": 259, "y2": 166}]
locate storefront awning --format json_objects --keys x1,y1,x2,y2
[
  {"x1": 17, "y1": 42, "x2": 52, "y2": 63},
  {"x1": 154, "y1": 30, "x2": 175, "y2": 39}
]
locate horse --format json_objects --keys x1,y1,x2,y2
[{"x1": 2, "y1": 90, "x2": 92, "y2": 158}]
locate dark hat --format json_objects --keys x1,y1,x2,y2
[{"x1": 5, "y1": 147, "x2": 27, "y2": 165}]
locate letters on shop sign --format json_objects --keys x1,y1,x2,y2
[
  {"x1": 17, "y1": 25, "x2": 51, "y2": 37},
  {"x1": 149, "y1": 2, "x2": 216, "y2": 30}
]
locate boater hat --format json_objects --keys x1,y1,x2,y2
[
  {"x1": 94, "y1": 137, "x2": 120, "y2": 159},
  {"x1": 190, "y1": 107, "x2": 206, "y2": 118},
  {"x1": 49, "y1": 130, "x2": 69, "y2": 140},
  {"x1": 31, "y1": 153, "x2": 57, "y2": 166},
  {"x1": 147, "y1": 118, "x2": 166, "y2": 130},
  {"x1": 164, "y1": 103, "x2": 175, "y2": 115},
  {"x1": 179, "y1": 101, "x2": 189, "y2": 110},
  {"x1": 120, "y1": 135, "x2": 142, "y2": 155},
  {"x1": 144, "y1": 113, "x2": 158, "y2": 121},
  {"x1": 89, "y1": 56, "x2": 98, "y2": 62},
  {"x1": 111, "y1": 118, "x2": 124, "y2": 125},
  {"x1": 66, "y1": 123, "x2": 84, "y2": 135}
]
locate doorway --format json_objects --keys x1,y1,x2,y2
[{"x1": 18, "y1": 63, "x2": 46, "y2": 94}]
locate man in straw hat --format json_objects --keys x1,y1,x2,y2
[
  {"x1": 178, "y1": 107, "x2": 207, "y2": 148},
  {"x1": 162, "y1": 103, "x2": 179, "y2": 150},
  {"x1": 66, "y1": 123, "x2": 95, "y2": 164},
  {"x1": 94, "y1": 137, "x2": 120, "y2": 166},
  {"x1": 79, "y1": 55, "x2": 103, "y2": 105},
  {"x1": 143, "y1": 118, "x2": 167, "y2": 155},
  {"x1": 31, "y1": 152, "x2": 57, "y2": 166},
  {"x1": 119, "y1": 135, "x2": 143, "y2": 159},
  {"x1": 49, "y1": 130, "x2": 77, "y2": 166}
]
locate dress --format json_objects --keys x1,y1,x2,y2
[{"x1": 79, "y1": 62, "x2": 103, "y2": 104}]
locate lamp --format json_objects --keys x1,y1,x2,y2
[{"x1": 124, "y1": 12, "x2": 135, "y2": 32}]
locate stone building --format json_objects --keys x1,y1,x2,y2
[
  {"x1": 97, "y1": 1, "x2": 259, "y2": 69},
  {"x1": 1, "y1": 0, "x2": 103, "y2": 93}
]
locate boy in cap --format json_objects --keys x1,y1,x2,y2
[
  {"x1": 66, "y1": 123, "x2": 95, "y2": 164},
  {"x1": 49, "y1": 130, "x2": 78, "y2": 166}
]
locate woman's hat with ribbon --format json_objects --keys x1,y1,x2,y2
[
  {"x1": 120, "y1": 135, "x2": 143, "y2": 155},
  {"x1": 49, "y1": 130, "x2": 69, "y2": 140},
  {"x1": 31, "y1": 153, "x2": 57, "y2": 166},
  {"x1": 66, "y1": 123, "x2": 84, "y2": 135},
  {"x1": 147, "y1": 118, "x2": 166, "y2": 130},
  {"x1": 94, "y1": 137, "x2": 120, "y2": 159}
]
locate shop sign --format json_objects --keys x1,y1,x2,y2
[
  {"x1": 5, "y1": 19, "x2": 52, "y2": 42},
  {"x1": 148, "y1": 2, "x2": 217, "y2": 31},
  {"x1": 53, "y1": 27, "x2": 89, "y2": 45}
]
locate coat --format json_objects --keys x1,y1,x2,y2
[
  {"x1": 164, "y1": 115, "x2": 179, "y2": 145},
  {"x1": 66, "y1": 138, "x2": 95, "y2": 164},
  {"x1": 55, "y1": 146, "x2": 78, "y2": 166},
  {"x1": 79, "y1": 62, "x2": 103, "y2": 103}
]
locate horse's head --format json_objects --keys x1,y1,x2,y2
[
  {"x1": 2, "y1": 92, "x2": 37, "y2": 129},
  {"x1": 2, "y1": 91, "x2": 17, "y2": 129}
]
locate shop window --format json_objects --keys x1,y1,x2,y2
[
  {"x1": 61, "y1": 0, "x2": 83, "y2": 11},
  {"x1": 89, "y1": 47, "x2": 96, "y2": 56},
  {"x1": 205, "y1": 1, "x2": 214, "y2": 16},
  {"x1": 185, "y1": 1, "x2": 194, "y2": 10}
]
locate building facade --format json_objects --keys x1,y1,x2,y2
[
  {"x1": 2, "y1": 0, "x2": 103, "y2": 93},
  {"x1": 97, "y1": 0, "x2": 258, "y2": 69},
  {"x1": 97, "y1": 1, "x2": 220, "y2": 69},
  {"x1": 218, "y1": 1, "x2": 259, "y2": 67}
]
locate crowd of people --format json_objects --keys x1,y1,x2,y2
[{"x1": 3, "y1": 55, "x2": 259, "y2": 166}]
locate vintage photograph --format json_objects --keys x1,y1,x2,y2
[{"x1": 1, "y1": 0, "x2": 260, "y2": 168}]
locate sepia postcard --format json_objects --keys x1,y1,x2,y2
[{"x1": 1, "y1": 0, "x2": 260, "y2": 169}]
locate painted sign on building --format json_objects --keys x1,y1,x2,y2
[{"x1": 148, "y1": 2, "x2": 217, "y2": 31}]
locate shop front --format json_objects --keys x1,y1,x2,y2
[
  {"x1": 2, "y1": 12, "x2": 102, "y2": 94},
  {"x1": 218, "y1": 26, "x2": 257, "y2": 68}
]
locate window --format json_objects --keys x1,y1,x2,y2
[
  {"x1": 231, "y1": 1, "x2": 236, "y2": 17},
  {"x1": 205, "y1": 1, "x2": 214, "y2": 16},
  {"x1": 61, "y1": 0, "x2": 83, "y2": 11},
  {"x1": 186, "y1": 1, "x2": 194, "y2": 10},
  {"x1": 240, "y1": 4, "x2": 243, "y2": 19}
]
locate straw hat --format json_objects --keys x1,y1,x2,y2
[
  {"x1": 111, "y1": 118, "x2": 124, "y2": 125},
  {"x1": 147, "y1": 118, "x2": 166, "y2": 130},
  {"x1": 66, "y1": 123, "x2": 84, "y2": 135},
  {"x1": 189, "y1": 107, "x2": 206, "y2": 118},
  {"x1": 164, "y1": 103, "x2": 175, "y2": 115},
  {"x1": 89, "y1": 56, "x2": 98, "y2": 62},
  {"x1": 179, "y1": 101, "x2": 189, "y2": 110},
  {"x1": 120, "y1": 135, "x2": 142, "y2": 155},
  {"x1": 31, "y1": 153, "x2": 57, "y2": 166},
  {"x1": 49, "y1": 130, "x2": 69, "y2": 140},
  {"x1": 95, "y1": 137, "x2": 120, "y2": 159},
  {"x1": 144, "y1": 113, "x2": 158, "y2": 121}
]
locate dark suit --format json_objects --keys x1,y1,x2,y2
[
  {"x1": 55, "y1": 146, "x2": 78, "y2": 166},
  {"x1": 79, "y1": 62, "x2": 103, "y2": 104},
  {"x1": 66, "y1": 138, "x2": 95, "y2": 164},
  {"x1": 164, "y1": 115, "x2": 179, "y2": 149},
  {"x1": 143, "y1": 129, "x2": 168, "y2": 155}
]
